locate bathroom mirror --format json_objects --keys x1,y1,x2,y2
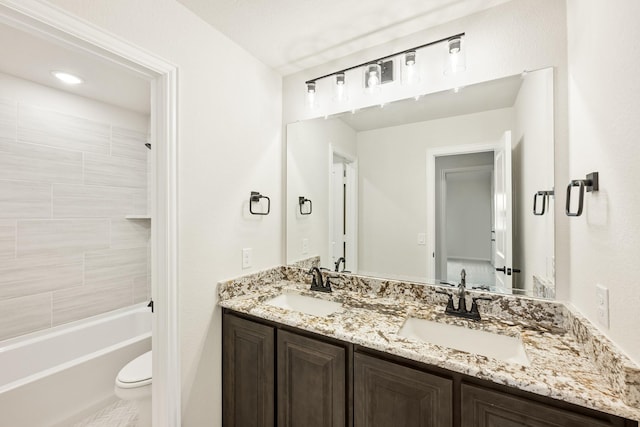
[{"x1": 286, "y1": 68, "x2": 555, "y2": 298}]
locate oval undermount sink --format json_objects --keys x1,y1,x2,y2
[
  {"x1": 398, "y1": 317, "x2": 530, "y2": 366},
  {"x1": 265, "y1": 293, "x2": 342, "y2": 317}
]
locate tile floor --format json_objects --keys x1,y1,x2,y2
[{"x1": 72, "y1": 399, "x2": 137, "y2": 427}]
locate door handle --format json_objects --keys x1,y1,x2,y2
[{"x1": 495, "y1": 266, "x2": 506, "y2": 274}]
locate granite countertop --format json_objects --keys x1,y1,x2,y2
[{"x1": 218, "y1": 267, "x2": 640, "y2": 422}]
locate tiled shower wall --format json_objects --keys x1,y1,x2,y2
[{"x1": 0, "y1": 96, "x2": 150, "y2": 341}]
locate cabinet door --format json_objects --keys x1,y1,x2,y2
[
  {"x1": 277, "y1": 330, "x2": 347, "y2": 427},
  {"x1": 354, "y1": 353, "x2": 452, "y2": 427},
  {"x1": 223, "y1": 314, "x2": 275, "y2": 427},
  {"x1": 461, "y1": 383, "x2": 621, "y2": 427}
]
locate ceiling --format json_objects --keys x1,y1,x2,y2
[
  {"x1": 177, "y1": 0, "x2": 512, "y2": 75},
  {"x1": 336, "y1": 73, "x2": 522, "y2": 132},
  {"x1": 0, "y1": 23, "x2": 150, "y2": 114}
]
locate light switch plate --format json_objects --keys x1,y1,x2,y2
[
  {"x1": 596, "y1": 284, "x2": 609, "y2": 328},
  {"x1": 242, "y1": 248, "x2": 252, "y2": 269}
]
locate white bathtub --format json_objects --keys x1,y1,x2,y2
[{"x1": 0, "y1": 303, "x2": 151, "y2": 427}]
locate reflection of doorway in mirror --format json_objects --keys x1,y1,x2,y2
[
  {"x1": 436, "y1": 157, "x2": 494, "y2": 288},
  {"x1": 428, "y1": 132, "x2": 514, "y2": 293},
  {"x1": 330, "y1": 152, "x2": 357, "y2": 273}
]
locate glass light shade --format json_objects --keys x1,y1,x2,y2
[
  {"x1": 444, "y1": 37, "x2": 466, "y2": 75},
  {"x1": 402, "y1": 51, "x2": 420, "y2": 86},
  {"x1": 364, "y1": 63, "x2": 382, "y2": 94},
  {"x1": 333, "y1": 73, "x2": 348, "y2": 103},
  {"x1": 305, "y1": 81, "x2": 318, "y2": 109}
]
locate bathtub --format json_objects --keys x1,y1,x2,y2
[{"x1": 0, "y1": 303, "x2": 151, "y2": 427}]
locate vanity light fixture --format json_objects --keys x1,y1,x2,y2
[
  {"x1": 303, "y1": 32, "x2": 465, "y2": 107},
  {"x1": 51, "y1": 70, "x2": 83, "y2": 85}
]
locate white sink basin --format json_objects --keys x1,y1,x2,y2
[
  {"x1": 265, "y1": 293, "x2": 342, "y2": 317},
  {"x1": 398, "y1": 317, "x2": 530, "y2": 366}
]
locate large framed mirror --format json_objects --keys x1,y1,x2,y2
[{"x1": 287, "y1": 67, "x2": 555, "y2": 298}]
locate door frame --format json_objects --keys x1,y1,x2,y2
[
  {"x1": 0, "y1": 2, "x2": 180, "y2": 426},
  {"x1": 328, "y1": 144, "x2": 358, "y2": 273},
  {"x1": 426, "y1": 142, "x2": 499, "y2": 282}
]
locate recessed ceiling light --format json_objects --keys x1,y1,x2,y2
[{"x1": 51, "y1": 71, "x2": 84, "y2": 85}]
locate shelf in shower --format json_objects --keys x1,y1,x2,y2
[{"x1": 125, "y1": 215, "x2": 151, "y2": 220}]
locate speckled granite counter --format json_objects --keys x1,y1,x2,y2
[{"x1": 218, "y1": 266, "x2": 640, "y2": 422}]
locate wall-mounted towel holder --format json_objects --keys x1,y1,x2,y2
[
  {"x1": 533, "y1": 190, "x2": 554, "y2": 216},
  {"x1": 298, "y1": 196, "x2": 312, "y2": 215},
  {"x1": 249, "y1": 191, "x2": 270, "y2": 215},
  {"x1": 566, "y1": 172, "x2": 599, "y2": 217}
]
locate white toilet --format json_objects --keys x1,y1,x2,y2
[{"x1": 115, "y1": 351, "x2": 152, "y2": 427}]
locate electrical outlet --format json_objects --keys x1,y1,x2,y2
[
  {"x1": 302, "y1": 238, "x2": 309, "y2": 255},
  {"x1": 242, "y1": 248, "x2": 252, "y2": 269},
  {"x1": 596, "y1": 284, "x2": 609, "y2": 328},
  {"x1": 417, "y1": 233, "x2": 426, "y2": 246}
]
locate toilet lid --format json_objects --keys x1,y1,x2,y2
[{"x1": 117, "y1": 351, "x2": 152, "y2": 386}]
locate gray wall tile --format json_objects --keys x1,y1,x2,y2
[
  {"x1": 133, "y1": 275, "x2": 149, "y2": 303},
  {"x1": 0, "y1": 180, "x2": 51, "y2": 218},
  {"x1": 0, "y1": 293, "x2": 52, "y2": 340},
  {"x1": 53, "y1": 184, "x2": 134, "y2": 218},
  {"x1": 131, "y1": 188, "x2": 149, "y2": 215},
  {"x1": 84, "y1": 247, "x2": 146, "y2": 288},
  {"x1": 0, "y1": 98, "x2": 17, "y2": 140},
  {"x1": 17, "y1": 219, "x2": 109, "y2": 257},
  {"x1": 0, "y1": 140, "x2": 83, "y2": 184},
  {"x1": 110, "y1": 218, "x2": 150, "y2": 249},
  {"x1": 84, "y1": 153, "x2": 146, "y2": 188},
  {"x1": 0, "y1": 254, "x2": 83, "y2": 300},
  {"x1": 18, "y1": 104, "x2": 110, "y2": 154},
  {"x1": 0, "y1": 220, "x2": 15, "y2": 260},
  {"x1": 52, "y1": 282, "x2": 132, "y2": 326},
  {"x1": 112, "y1": 127, "x2": 148, "y2": 160}
]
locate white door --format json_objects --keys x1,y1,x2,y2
[{"x1": 493, "y1": 131, "x2": 513, "y2": 292}]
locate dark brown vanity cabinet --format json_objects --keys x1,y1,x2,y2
[
  {"x1": 354, "y1": 353, "x2": 452, "y2": 427},
  {"x1": 223, "y1": 310, "x2": 636, "y2": 427}
]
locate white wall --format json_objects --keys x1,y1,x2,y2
[
  {"x1": 283, "y1": 0, "x2": 570, "y2": 298},
  {"x1": 357, "y1": 108, "x2": 511, "y2": 281},
  {"x1": 566, "y1": 0, "x2": 640, "y2": 364},
  {"x1": 45, "y1": 0, "x2": 283, "y2": 424},
  {"x1": 286, "y1": 118, "x2": 356, "y2": 267},
  {"x1": 513, "y1": 68, "x2": 555, "y2": 292}
]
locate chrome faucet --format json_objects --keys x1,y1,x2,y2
[
  {"x1": 307, "y1": 267, "x2": 332, "y2": 293},
  {"x1": 334, "y1": 257, "x2": 346, "y2": 272},
  {"x1": 435, "y1": 268, "x2": 491, "y2": 321}
]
